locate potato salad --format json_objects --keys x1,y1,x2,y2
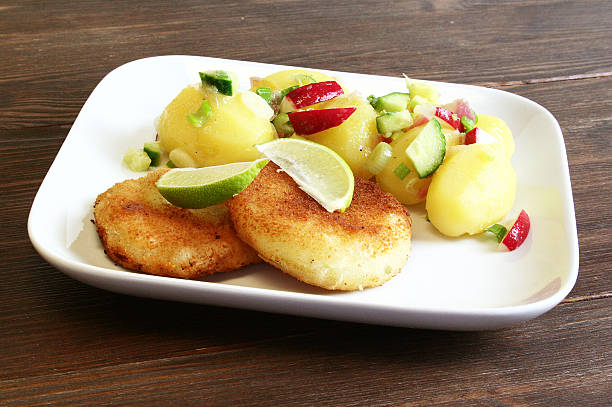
[{"x1": 125, "y1": 67, "x2": 526, "y2": 248}]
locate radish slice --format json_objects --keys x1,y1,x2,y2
[
  {"x1": 501, "y1": 210, "x2": 531, "y2": 251},
  {"x1": 279, "y1": 81, "x2": 344, "y2": 113},
  {"x1": 464, "y1": 127, "x2": 498, "y2": 145},
  {"x1": 434, "y1": 106, "x2": 461, "y2": 129},
  {"x1": 443, "y1": 99, "x2": 476, "y2": 121},
  {"x1": 288, "y1": 107, "x2": 356, "y2": 135}
]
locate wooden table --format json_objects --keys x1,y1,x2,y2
[{"x1": 1, "y1": 1, "x2": 610, "y2": 405}]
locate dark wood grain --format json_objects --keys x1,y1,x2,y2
[
  {"x1": 1, "y1": 0, "x2": 611, "y2": 406},
  {"x1": 1, "y1": 0, "x2": 611, "y2": 130},
  {"x1": 1, "y1": 298, "x2": 610, "y2": 406}
]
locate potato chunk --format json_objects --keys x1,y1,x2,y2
[
  {"x1": 375, "y1": 125, "x2": 434, "y2": 205},
  {"x1": 159, "y1": 84, "x2": 276, "y2": 167},
  {"x1": 306, "y1": 93, "x2": 380, "y2": 178},
  {"x1": 426, "y1": 144, "x2": 516, "y2": 237},
  {"x1": 250, "y1": 69, "x2": 338, "y2": 91},
  {"x1": 476, "y1": 114, "x2": 515, "y2": 159}
]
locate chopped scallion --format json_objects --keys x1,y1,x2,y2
[
  {"x1": 393, "y1": 162, "x2": 411, "y2": 180},
  {"x1": 281, "y1": 85, "x2": 299, "y2": 98},
  {"x1": 486, "y1": 224, "x2": 508, "y2": 243},
  {"x1": 461, "y1": 115, "x2": 476, "y2": 133},
  {"x1": 364, "y1": 142, "x2": 393, "y2": 175},
  {"x1": 187, "y1": 100, "x2": 213, "y2": 128}
]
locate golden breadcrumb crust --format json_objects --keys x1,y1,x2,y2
[
  {"x1": 226, "y1": 163, "x2": 412, "y2": 290},
  {"x1": 93, "y1": 169, "x2": 260, "y2": 279}
]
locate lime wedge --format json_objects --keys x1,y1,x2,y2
[
  {"x1": 255, "y1": 138, "x2": 354, "y2": 212},
  {"x1": 156, "y1": 158, "x2": 269, "y2": 208}
]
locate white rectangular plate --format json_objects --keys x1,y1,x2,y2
[{"x1": 28, "y1": 55, "x2": 579, "y2": 330}]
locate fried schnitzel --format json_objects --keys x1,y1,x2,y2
[
  {"x1": 226, "y1": 163, "x2": 412, "y2": 290},
  {"x1": 93, "y1": 169, "x2": 260, "y2": 279}
]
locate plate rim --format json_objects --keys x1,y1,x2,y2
[{"x1": 27, "y1": 55, "x2": 580, "y2": 330}]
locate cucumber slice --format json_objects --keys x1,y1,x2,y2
[
  {"x1": 123, "y1": 148, "x2": 151, "y2": 172},
  {"x1": 255, "y1": 87, "x2": 272, "y2": 103},
  {"x1": 376, "y1": 110, "x2": 413, "y2": 134},
  {"x1": 405, "y1": 119, "x2": 445, "y2": 178},
  {"x1": 372, "y1": 92, "x2": 411, "y2": 112},
  {"x1": 199, "y1": 70, "x2": 239, "y2": 96},
  {"x1": 143, "y1": 141, "x2": 161, "y2": 166}
]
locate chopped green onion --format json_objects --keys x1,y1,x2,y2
[
  {"x1": 166, "y1": 160, "x2": 176, "y2": 168},
  {"x1": 364, "y1": 142, "x2": 393, "y2": 175},
  {"x1": 367, "y1": 95, "x2": 378, "y2": 108},
  {"x1": 143, "y1": 141, "x2": 161, "y2": 166},
  {"x1": 187, "y1": 100, "x2": 213, "y2": 128},
  {"x1": 486, "y1": 224, "x2": 508, "y2": 243},
  {"x1": 281, "y1": 85, "x2": 299, "y2": 98},
  {"x1": 293, "y1": 74, "x2": 316, "y2": 86},
  {"x1": 255, "y1": 87, "x2": 272, "y2": 103},
  {"x1": 272, "y1": 112, "x2": 294, "y2": 137},
  {"x1": 393, "y1": 162, "x2": 411, "y2": 180},
  {"x1": 461, "y1": 115, "x2": 476, "y2": 133}
]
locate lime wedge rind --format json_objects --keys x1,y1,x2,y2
[
  {"x1": 156, "y1": 158, "x2": 269, "y2": 208},
  {"x1": 255, "y1": 138, "x2": 354, "y2": 212}
]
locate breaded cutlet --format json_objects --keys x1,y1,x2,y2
[
  {"x1": 94, "y1": 168, "x2": 260, "y2": 279},
  {"x1": 226, "y1": 163, "x2": 412, "y2": 290}
]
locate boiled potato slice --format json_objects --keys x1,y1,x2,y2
[
  {"x1": 159, "y1": 84, "x2": 276, "y2": 167},
  {"x1": 426, "y1": 144, "x2": 516, "y2": 237},
  {"x1": 250, "y1": 69, "x2": 339, "y2": 92},
  {"x1": 376, "y1": 125, "x2": 434, "y2": 205},
  {"x1": 477, "y1": 114, "x2": 514, "y2": 159},
  {"x1": 306, "y1": 92, "x2": 379, "y2": 178}
]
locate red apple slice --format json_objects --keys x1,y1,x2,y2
[
  {"x1": 434, "y1": 106, "x2": 461, "y2": 129},
  {"x1": 501, "y1": 210, "x2": 531, "y2": 251},
  {"x1": 279, "y1": 81, "x2": 344, "y2": 113},
  {"x1": 288, "y1": 107, "x2": 356, "y2": 135},
  {"x1": 464, "y1": 127, "x2": 498, "y2": 145}
]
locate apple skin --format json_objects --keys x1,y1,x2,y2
[
  {"x1": 280, "y1": 81, "x2": 344, "y2": 112},
  {"x1": 288, "y1": 107, "x2": 357, "y2": 135},
  {"x1": 434, "y1": 106, "x2": 461, "y2": 129},
  {"x1": 502, "y1": 210, "x2": 530, "y2": 251}
]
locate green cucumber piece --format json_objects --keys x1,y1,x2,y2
[
  {"x1": 123, "y1": 148, "x2": 151, "y2": 172},
  {"x1": 255, "y1": 87, "x2": 272, "y2": 103},
  {"x1": 199, "y1": 70, "x2": 239, "y2": 96},
  {"x1": 405, "y1": 119, "x2": 445, "y2": 178},
  {"x1": 376, "y1": 110, "x2": 414, "y2": 134},
  {"x1": 372, "y1": 92, "x2": 411, "y2": 112},
  {"x1": 143, "y1": 141, "x2": 161, "y2": 166}
]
